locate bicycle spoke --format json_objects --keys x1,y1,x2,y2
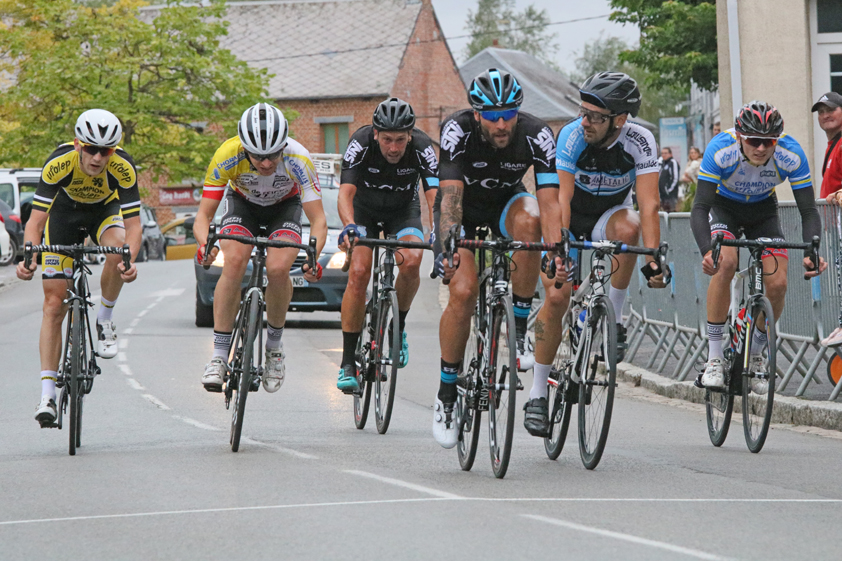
[
  {"x1": 375, "y1": 292, "x2": 400, "y2": 434},
  {"x1": 457, "y1": 316, "x2": 481, "y2": 471},
  {"x1": 742, "y1": 297, "x2": 777, "y2": 453},
  {"x1": 487, "y1": 301, "x2": 517, "y2": 479}
]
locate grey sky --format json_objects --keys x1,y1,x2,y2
[{"x1": 430, "y1": 0, "x2": 640, "y2": 75}]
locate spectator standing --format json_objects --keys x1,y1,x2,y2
[
  {"x1": 712, "y1": 121, "x2": 721, "y2": 136},
  {"x1": 811, "y1": 92, "x2": 842, "y2": 205},
  {"x1": 658, "y1": 147, "x2": 680, "y2": 212}
]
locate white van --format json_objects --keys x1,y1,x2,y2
[{"x1": 0, "y1": 168, "x2": 42, "y2": 221}]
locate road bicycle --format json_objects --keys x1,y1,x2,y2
[
  {"x1": 697, "y1": 233, "x2": 819, "y2": 453},
  {"x1": 543, "y1": 231, "x2": 670, "y2": 469},
  {"x1": 25, "y1": 240, "x2": 131, "y2": 456},
  {"x1": 203, "y1": 223, "x2": 316, "y2": 452},
  {"x1": 342, "y1": 232, "x2": 431, "y2": 434},
  {"x1": 441, "y1": 226, "x2": 558, "y2": 479}
]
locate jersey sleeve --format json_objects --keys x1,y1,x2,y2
[
  {"x1": 698, "y1": 133, "x2": 733, "y2": 184},
  {"x1": 438, "y1": 116, "x2": 470, "y2": 182},
  {"x1": 627, "y1": 125, "x2": 659, "y2": 176},
  {"x1": 285, "y1": 141, "x2": 322, "y2": 204},
  {"x1": 202, "y1": 138, "x2": 242, "y2": 201},
  {"x1": 555, "y1": 119, "x2": 585, "y2": 175},
  {"x1": 528, "y1": 122, "x2": 559, "y2": 189},
  {"x1": 777, "y1": 135, "x2": 813, "y2": 191},
  {"x1": 413, "y1": 131, "x2": 439, "y2": 191},
  {"x1": 340, "y1": 127, "x2": 371, "y2": 187},
  {"x1": 33, "y1": 144, "x2": 74, "y2": 212},
  {"x1": 109, "y1": 149, "x2": 141, "y2": 218}
]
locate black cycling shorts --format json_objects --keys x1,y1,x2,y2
[
  {"x1": 219, "y1": 191, "x2": 303, "y2": 243},
  {"x1": 353, "y1": 191, "x2": 424, "y2": 240},
  {"x1": 708, "y1": 195, "x2": 787, "y2": 259},
  {"x1": 42, "y1": 191, "x2": 124, "y2": 279}
]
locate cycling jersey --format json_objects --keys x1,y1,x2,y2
[
  {"x1": 698, "y1": 129, "x2": 812, "y2": 202},
  {"x1": 341, "y1": 126, "x2": 438, "y2": 212},
  {"x1": 438, "y1": 109, "x2": 559, "y2": 209},
  {"x1": 33, "y1": 143, "x2": 140, "y2": 219},
  {"x1": 202, "y1": 137, "x2": 322, "y2": 206},
  {"x1": 555, "y1": 117, "x2": 659, "y2": 216}
]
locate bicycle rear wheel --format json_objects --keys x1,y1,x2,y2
[
  {"x1": 578, "y1": 296, "x2": 617, "y2": 470},
  {"x1": 231, "y1": 293, "x2": 260, "y2": 452},
  {"x1": 354, "y1": 301, "x2": 374, "y2": 429},
  {"x1": 487, "y1": 297, "x2": 518, "y2": 479},
  {"x1": 742, "y1": 296, "x2": 777, "y2": 453},
  {"x1": 375, "y1": 291, "x2": 400, "y2": 434},
  {"x1": 67, "y1": 300, "x2": 83, "y2": 456},
  {"x1": 457, "y1": 315, "x2": 481, "y2": 471},
  {"x1": 545, "y1": 311, "x2": 574, "y2": 460}
]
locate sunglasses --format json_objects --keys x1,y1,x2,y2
[
  {"x1": 245, "y1": 148, "x2": 284, "y2": 163},
  {"x1": 80, "y1": 144, "x2": 115, "y2": 157},
  {"x1": 579, "y1": 106, "x2": 616, "y2": 125},
  {"x1": 479, "y1": 108, "x2": 519, "y2": 122},
  {"x1": 742, "y1": 136, "x2": 778, "y2": 149}
]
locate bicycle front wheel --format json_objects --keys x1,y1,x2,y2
[
  {"x1": 578, "y1": 296, "x2": 617, "y2": 470},
  {"x1": 68, "y1": 300, "x2": 83, "y2": 456},
  {"x1": 354, "y1": 301, "x2": 374, "y2": 430},
  {"x1": 545, "y1": 311, "x2": 574, "y2": 460},
  {"x1": 487, "y1": 297, "x2": 518, "y2": 479},
  {"x1": 231, "y1": 293, "x2": 260, "y2": 452},
  {"x1": 705, "y1": 388, "x2": 734, "y2": 447},
  {"x1": 374, "y1": 291, "x2": 400, "y2": 434},
  {"x1": 457, "y1": 315, "x2": 481, "y2": 471},
  {"x1": 743, "y1": 296, "x2": 777, "y2": 453}
]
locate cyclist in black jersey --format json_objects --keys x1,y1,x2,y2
[
  {"x1": 336, "y1": 98, "x2": 439, "y2": 393},
  {"x1": 17, "y1": 109, "x2": 140, "y2": 426},
  {"x1": 432, "y1": 69, "x2": 564, "y2": 448},
  {"x1": 525, "y1": 72, "x2": 668, "y2": 437}
]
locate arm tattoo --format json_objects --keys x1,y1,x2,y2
[{"x1": 440, "y1": 183, "x2": 464, "y2": 235}]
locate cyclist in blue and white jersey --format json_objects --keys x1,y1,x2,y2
[
  {"x1": 525, "y1": 72, "x2": 668, "y2": 437},
  {"x1": 692, "y1": 100, "x2": 826, "y2": 392}
]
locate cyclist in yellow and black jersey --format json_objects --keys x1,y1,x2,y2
[{"x1": 17, "y1": 109, "x2": 141, "y2": 427}]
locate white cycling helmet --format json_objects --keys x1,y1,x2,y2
[
  {"x1": 238, "y1": 102, "x2": 288, "y2": 155},
  {"x1": 75, "y1": 109, "x2": 123, "y2": 147}
]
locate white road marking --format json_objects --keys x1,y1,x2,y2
[
  {"x1": 146, "y1": 302, "x2": 157, "y2": 310},
  {"x1": 118, "y1": 364, "x2": 132, "y2": 376},
  {"x1": 240, "y1": 437, "x2": 318, "y2": 460},
  {"x1": 130, "y1": 318, "x2": 140, "y2": 327},
  {"x1": 141, "y1": 394, "x2": 170, "y2": 410},
  {"x1": 122, "y1": 328, "x2": 133, "y2": 335},
  {"x1": 126, "y1": 378, "x2": 144, "y2": 390},
  {"x1": 523, "y1": 515, "x2": 731, "y2": 561},
  {"x1": 118, "y1": 338, "x2": 128, "y2": 349},
  {"x1": 117, "y1": 352, "x2": 128, "y2": 362},
  {"x1": 344, "y1": 470, "x2": 462, "y2": 499},
  {"x1": 137, "y1": 310, "x2": 148, "y2": 318},
  {"x1": 149, "y1": 288, "x2": 185, "y2": 298},
  {"x1": 172, "y1": 415, "x2": 223, "y2": 431}
]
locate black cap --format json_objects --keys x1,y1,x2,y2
[{"x1": 811, "y1": 92, "x2": 842, "y2": 112}]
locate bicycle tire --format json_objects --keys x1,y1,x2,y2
[
  {"x1": 374, "y1": 291, "x2": 400, "y2": 434},
  {"x1": 742, "y1": 296, "x2": 776, "y2": 453},
  {"x1": 68, "y1": 300, "x2": 82, "y2": 456},
  {"x1": 545, "y1": 311, "x2": 574, "y2": 460},
  {"x1": 487, "y1": 297, "x2": 518, "y2": 479},
  {"x1": 705, "y1": 388, "x2": 734, "y2": 447},
  {"x1": 354, "y1": 301, "x2": 374, "y2": 429},
  {"x1": 457, "y1": 316, "x2": 481, "y2": 471},
  {"x1": 577, "y1": 295, "x2": 617, "y2": 470},
  {"x1": 231, "y1": 292, "x2": 260, "y2": 452}
]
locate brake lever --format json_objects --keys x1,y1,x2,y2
[
  {"x1": 711, "y1": 232, "x2": 723, "y2": 270},
  {"x1": 341, "y1": 230, "x2": 355, "y2": 273},
  {"x1": 805, "y1": 235, "x2": 820, "y2": 280},
  {"x1": 121, "y1": 244, "x2": 132, "y2": 273},
  {"x1": 659, "y1": 242, "x2": 672, "y2": 283},
  {"x1": 202, "y1": 223, "x2": 216, "y2": 271},
  {"x1": 442, "y1": 224, "x2": 460, "y2": 286},
  {"x1": 24, "y1": 241, "x2": 33, "y2": 269},
  {"x1": 307, "y1": 235, "x2": 318, "y2": 275}
]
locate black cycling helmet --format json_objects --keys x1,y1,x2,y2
[
  {"x1": 579, "y1": 71, "x2": 642, "y2": 118},
  {"x1": 373, "y1": 97, "x2": 415, "y2": 131},
  {"x1": 468, "y1": 68, "x2": 523, "y2": 111},
  {"x1": 735, "y1": 100, "x2": 783, "y2": 137}
]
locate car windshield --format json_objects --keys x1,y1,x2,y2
[{"x1": 303, "y1": 187, "x2": 342, "y2": 229}]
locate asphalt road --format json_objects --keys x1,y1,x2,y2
[{"x1": 2, "y1": 258, "x2": 842, "y2": 560}]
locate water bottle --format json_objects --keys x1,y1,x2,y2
[{"x1": 575, "y1": 308, "x2": 587, "y2": 338}]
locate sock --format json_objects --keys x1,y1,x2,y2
[
  {"x1": 398, "y1": 310, "x2": 409, "y2": 335},
  {"x1": 41, "y1": 370, "x2": 57, "y2": 400},
  {"x1": 707, "y1": 322, "x2": 726, "y2": 361},
  {"x1": 438, "y1": 358, "x2": 460, "y2": 402},
  {"x1": 213, "y1": 330, "x2": 233, "y2": 360},
  {"x1": 512, "y1": 292, "x2": 533, "y2": 340},
  {"x1": 98, "y1": 296, "x2": 117, "y2": 323},
  {"x1": 266, "y1": 323, "x2": 284, "y2": 351},
  {"x1": 342, "y1": 331, "x2": 361, "y2": 367},
  {"x1": 750, "y1": 328, "x2": 768, "y2": 357},
  {"x1": 530, "y1": 362, "x2": 551, "y2": 400},
  {"x1": 608, "y1": 286, "x2": 628, "y2": 325}
]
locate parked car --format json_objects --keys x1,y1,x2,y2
[
  {"x1": 161, "y1": 216, "x2": 199, "y2": 261},
  {"x1": 0, "y1": 214, "x2": 11, "y2": 266},
  {"x1": 0, "y1": 199, "x2": 23, "y2": 264},
  {"x1": 0, "y1": 168, "x2": 41, "y2": 219},
  {"x1": 193, "y1": 186, "x2": 348, "y2": 327},
  {"x1": 137, "y1": 204, "x2": 166, "y2": 261}
]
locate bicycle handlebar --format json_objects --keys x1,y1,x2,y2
[
  {"x1": 24, "y1": 242, "x2": 132, "y2": 272},
  {"x1": 711, "y1": 232, "x2": 820, "y2": 280},
  {"x1": 202, "y1": 223, "x2": 317, "y2": 273}
]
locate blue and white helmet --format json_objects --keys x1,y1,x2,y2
[
  {"x1": 468, "y1": 68, "x2": 523, "y2": 111},
  {"x1": 75, "y1": 109, "x2": 122, "y2": 147}
]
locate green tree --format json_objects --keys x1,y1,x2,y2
[
  {"x1": 0, "y1": 0, "x2": 273, "y2": 183},
  {"x1": 569, "y1": 32, "x2": 689, "y2": 125},
  {"x1": 464, "y1": 0, "x2": 558, "y2": 66},
  {"x1": 609, "y1": 0, "x2": 717, "y2": 91}
]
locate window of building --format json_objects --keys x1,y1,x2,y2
[
  {"x1": 322, "y1": 123, "x2": 349, "y2": 154},
  {"x1": 818, "y1": 0, "x2": 842, "y2": 33},
  {"x1": 832, "y1": 54, "x2": 842, "y2": 93}
]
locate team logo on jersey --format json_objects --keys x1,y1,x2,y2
[
  {"x1": 93, "y1": 177, "x2": 104, "y2": 188},
  {"x1": 343, "y1": 140, "x2": 366, "y2": 167},
  {"x1": 45, "y1": 256, "x2": 60, "y2": 266},
  {"x1": 501, "y1": 162, "x2": 528, "y2": 171},
  {"x1": 527, "y1": 127, "x2": 556, "y2": 167},
  {"x1": 625, "y1": 129, "x2": 653, "y2": 157},
  {"x1": 368, "y1": 168, "x2": 380, "y2": 174},
  {"x1": 272, "y1": 175, "x2": 292, "y2": 188},
  {"x1": 396, "y1": 168, "x2": 415, "y2": 175},
  {"x1": 760, "y1": 170, "x2": 777, "y2": 177},
  {"x1": 473, "y1": 162, "x2": 488, "y2": 168},
  {"x1": 464, "y1": 176, "x2": 520, "y2": 190},
  {"x1": 238, "y1": 174, "x2": 258, "y2": 186},
  {"x1": 418, "y1": 145, "x2": 438, "y2": 171},
  {"x1": 441, "y1": 120, "x2": 468, "y2": 159}
]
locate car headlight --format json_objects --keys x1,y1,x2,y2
[
  {"x1": 326, "y1": 251, "x2": 346, "y2": 269},
  {"x1": 211, "y1": 250, "x2": 225, "y2": 267}
]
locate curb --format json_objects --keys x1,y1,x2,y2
[{"x1": 617, "y1": 362, "x2": 842, "y2": 432}]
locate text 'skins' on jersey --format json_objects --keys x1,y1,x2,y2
[
  {"x1": 556, "y1": 117, "x2": 659, "y2": 216},
  {"x1": 202, "y1": 137, "x2": 322, "y2": 206}
]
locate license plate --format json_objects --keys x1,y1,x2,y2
[{"x1": 291, "y1": 276, "x2": 308, "y2": 288}]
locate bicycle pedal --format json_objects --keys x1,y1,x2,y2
[
  {"x1": 203, "y1": 384, "x2": 223, "y2": 393},
  {"x1": 38, "y1": 419, "x2": 59, "y2": 429},
  {"x1": 693, "y1": 374, "x2": 705, "y2": 389},
  {"x1": 249, "y1": 378, "x2": 260, "y2": 392},
  {"x1": 516, "y1": 376, "x2": 524, "y2": 391}
]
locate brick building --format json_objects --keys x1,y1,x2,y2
[{"x1": 147, "y1": 0, "x2": 466, "y2": 222}]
